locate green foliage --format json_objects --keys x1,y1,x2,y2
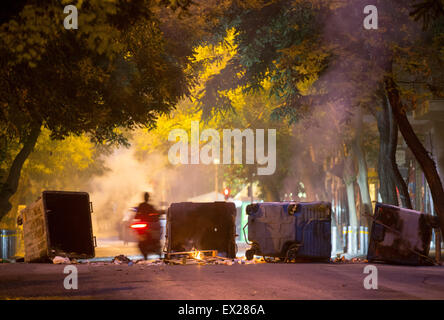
[
  {"x1": 2, "y1": 0, "x2": 444, "y2": 217},
  {"x1": 199, "y1": 0, "x2": 328, "y2": 120},
  {"x1": 0, "y1": 129, "x2": 108, "y2": 228},
  {"x1": 130, "y1": 28, "x2": 294, "y2": 200},
  {"x1": 0, "y1": 0, "x2": 203, "y2": 219},
  {"x1": 199, "y1": 0, "x2": 444, "y2": 123},
  {"x1": 193, "y1": 0, "x2": 444, "y2": 202},
  {"x1": 222, "y1": 85, "x2": 294, "y2": 200},
  {"x1": 0, "y1": 1, "x2": 194, "y2": 147}
]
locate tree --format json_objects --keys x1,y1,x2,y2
[
  {"x1": 199, "y1": 0, "x2": 444, "y2": 235},
  {"x1": 0, "y1": 129, "x2": 108, "y2": 229},
  {"x1": 217, "y1": 83, "x2": 294, "y2": 201},
  {"x1": 198, "y1": 0, "x2": 366, "y2": 229},
  {"x1": 385, "y1": 75, "x2": 444, "y2": 234},
  {"x1": 130, "y1": 29, "x2": 295, "y2": 201},
  {"x1": 0, "y1": 0, "x2": 197, "y2": 220},
  {"x1": 383, "y1": 3, "x2": 444, "y2": 233}
]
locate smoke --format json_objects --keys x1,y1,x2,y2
[
  {"x1": 88, "y1": 143, "x2": 217, "y2": 237},
  {"x1": 88, "y1": 147, "x2": 155, "y2": 237},
  {"x1": 281, "y1": 0, "x2": 422, "y2": 201}
]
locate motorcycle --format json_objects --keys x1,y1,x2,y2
[{"x1": 130, "y1": 214, "x2": 162, "y2": 260}]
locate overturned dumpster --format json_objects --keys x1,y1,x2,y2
[
  {"x1": 245, "y1": 202, "x2": 332, "y2": 262},
  {"x1": 367, "y1": 203, "x2": 440, "y2": 266},
  {"x1": 19, "y1": 191, "x2": 96, "y2": 262},
  {"x1": 165, "y1": 202, "x2": 237, "y2": 259}
]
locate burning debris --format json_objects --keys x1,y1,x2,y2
[{"x1": 164, "y1": 249, "x2": 239, "y2": 265}]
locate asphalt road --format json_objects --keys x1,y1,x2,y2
[{"x1": 1, "y1": 261, "x2": 443, "y2": 300}]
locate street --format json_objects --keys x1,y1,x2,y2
[
  {"x1": 2, "y1": 0, "x2": 444, "y2": 310},
  {"x1": 1, "y1": 261, "x2": 443, "y2": 300}
]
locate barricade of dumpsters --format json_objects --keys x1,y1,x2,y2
[
  {"x1": 243, "y1": 201, "x2": 440, "y2": 265},
  {"x1": 12, "y1": 189, "x2": 441, "y2": 266}
]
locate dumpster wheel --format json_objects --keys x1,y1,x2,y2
[
  {"x1": 245, "y1": 249, "x2": 255, "y2": 260},
  {"x1": 285, "y1": 244, "x2": 300, "y2": 263}
]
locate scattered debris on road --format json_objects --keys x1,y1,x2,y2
[
  {"x1": 44, "y1": 254, "x2": 386, "y2": 267},
  {"x1": 136, "y1": 259, "x2": 164, "y2": 266},
  {"x1": 163, "y1": 249, "x2": 267, "y2": 265},
  {"x1": 0, "y1": 258, "x2": 12, "y2": 263},
  {"x1": 331, "y1": 256, "x2": 368, "y2": 263},
  {"x1": 79, "y1": 249, "x2": 271, "y2": 267},
  {"x1": 112, "y1": 255, "x2": 132, "y2": 264},
  {"x1": 52, "y1": 256, "x2": 71, "y2": 264}
]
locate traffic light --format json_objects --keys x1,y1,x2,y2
[{"x1": 223, "y1": 187, "x2": 230, "y2": 200}]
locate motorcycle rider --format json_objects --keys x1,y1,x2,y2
[{"x1": 134, "y1": 192, "x2": 162, "y2": 260}]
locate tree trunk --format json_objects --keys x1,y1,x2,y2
[
  {"x1": 385, "y1": 76, "x2": 444, "y2": 235},
  {"x1": 386, "y1": 93, "x2": 413, "y2": 209},
  {"x1": 330, "y1": 174, "x2": 340, "y2": 250},
  {"x1": 376, "y1": 99, "x2": 399, "y2": 205},
  {"x1": 352, "y1": 108, "x2": 373, "y2": 227},
  {"x1": 330, "y1": 176, "x2": 338, "y2": 227},
  {"x1": 374, "y1": 91, "x2": 412, "y2": 208},
  {"x1": 0, "y1": 125, "x2": 41, "y2": 220},
  {"x1": 343, "y1": 152, "x2": 358, "y2": 254}
]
